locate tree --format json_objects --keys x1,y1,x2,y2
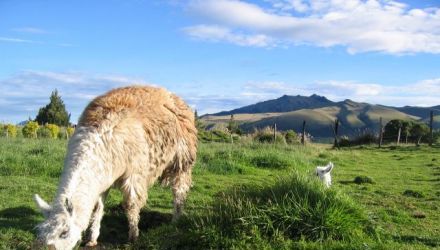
[
  {"x1": 410, "y1": 123, "x2": 429, "y2": 146},
  {"x1": 385, "y1": 119, "x2": 414, "y2": 143},
  {"x1": 227, "y1": 114, "x2": 241, "y2": 135},
  {"x1": 35, "y1": 89, "x2": 70, "y2": 126},
  {"x1": 384, "y1": 119, "x2": 403, "y2": 140}
]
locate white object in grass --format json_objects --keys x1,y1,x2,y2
[{"x1": 316, "y1": 162, "x2": 334, "y2": 187}]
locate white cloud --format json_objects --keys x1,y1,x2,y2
[
  {"x1": 239, "y1": 78, "x2": 440, "y2": 108},
  {"x1": 0, "y1": 37, "x2": 42, "y2": 44},
  {"x1": 182, "y1": 25, "x2": 275, "y2": 47},
  {"x1": 12, "y1": 27, "x2": 48, "y2": 34},
  {"x1": 183, "y1": 0, "x2": 440, "y2": 54},
  {"x1": 0, "y1": 71, "x2": 155, "y2": 123},
  {"x1": 1, "y1": 70, "x2": 440, "y2": 123}
]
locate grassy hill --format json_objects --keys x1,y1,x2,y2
[
  {"x1": 202, "y1": 96, "x2": 429, "y2": 138},
  {"x1": 211, "y1": 94, "x2": 334, "y2": 116}
]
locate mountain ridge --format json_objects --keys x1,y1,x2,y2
[{"x1": 201, "y1": 94, "x2": 439, "y2": 138}]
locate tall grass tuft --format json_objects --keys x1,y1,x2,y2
[{"x1": 179, "y1": 172, "x2": 374, "y2": 248}]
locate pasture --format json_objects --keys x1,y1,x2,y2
[{"x1": 0, "y1": 138, "x2": 439, "y2": 249}]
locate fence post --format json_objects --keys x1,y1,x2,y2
[
  {"x1": 430, "y1": 110, "x2": 434, "y2": 146},
  {"x1": 397, "y1": 125, "x2": 401, "y2": 145},
  {"x1": 378, "y1": 117, "x2": 383, "y2": 148},
  {"x1": 333, "y1": 119, "x2": 339, "y2": 149},
  {"x1": 301, "y1": 120, "x2": 306, "y2": 145},
  {"x1": 273, "y1": 123, "x2": 277, "y2": 143}
]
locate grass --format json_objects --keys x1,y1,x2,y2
[{"x1": 0, "y1": 138, "x2": 440, "y2": 249}]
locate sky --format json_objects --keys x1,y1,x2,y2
[{"x1": 0, "y1": 0, "x2": 439, "y2": 123}]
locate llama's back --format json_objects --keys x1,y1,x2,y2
[{"x1": 78, "y1": 86, "x2": 197, "y2": 175}]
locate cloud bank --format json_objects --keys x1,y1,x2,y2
[
  {"x1": 0, "y1": 71, "x2": 151, "y2": 123},
  {"x1": 183, "y1": 0, "x2": 440, "y2": 54},
  {"x1": 1, "y1": 70, "x2": 439, "y2": 123}
]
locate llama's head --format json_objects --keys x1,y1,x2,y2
[
  {"x1": 34, "y1": 194, "x2": 82, "y2": 250},
  {"x1": 316, "y1": 162, "x2": 334, "y2": 187}
]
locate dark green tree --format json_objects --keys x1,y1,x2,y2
[
  {"x1": 384, "y1": 119, "x2": 414, "y2": 143},
  {"x1": 35, "y1": 89, "x2": 70, "y2": 126},
  {"x1": 410, "y1": 123, "x2": 429, "y2": 146}
]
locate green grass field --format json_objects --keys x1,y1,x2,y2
[{"x1": 0, "y1": 138, "x2": 439, "y2": 249}]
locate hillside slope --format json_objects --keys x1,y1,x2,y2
[
  {"x1": 201, "y1": 96, "x2": 425, "y2": 138},
  {"x1": 239, "y1": 100, "x2": 417, "y2": 137},
  {"x1": 211, "y1": 94, "x2": 334, "y2": 116}
]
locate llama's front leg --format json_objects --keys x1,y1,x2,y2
[
  {"x1": 172, "y1": 169, "x2": 192, "y2": 221},
  {"x1": 85, "y1": 191, "x2": 108, "y2": 247},
  {"x1": 122, "y1": 181, "x2": 147, "y2": 242}
]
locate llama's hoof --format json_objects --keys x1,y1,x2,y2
[
  {"x1": 128, "y1": 231, "x2": 139, "y2": 242},
  {"x1": 85, "y1": 240, "x2": 98, "y2": 247}
]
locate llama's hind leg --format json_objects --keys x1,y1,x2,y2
[
  {"x1": 85, "y1": 191, "x2": 108, "y2": 247},
  {"x1": 172, "y1": 169, "x2": 192, "y2": 221},
  {"x1": 121, "y1": 177, "x2": 147, "y2": 242}
]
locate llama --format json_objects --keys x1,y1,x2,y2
[
  {"x1": 316, "y1": 162, "x2": 334, "y2": 187},
  {"x1": 33, "y1": 86, "x2": 198, "y2": 249}
]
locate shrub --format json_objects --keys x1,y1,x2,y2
[
  {"x1": 339, "y1": 132, "x2": 377, "y2": 147},
  {"x1": 67, "y1": 127, "x2": 75, "y2": 136},
  {"x1": 353, "y1": 176, "x2": 375, "y2": 184},
  {"x1": 339, "y1": 136, "x2": 351, "y2": 147},
  {"x1": 285, "y1": 130, "x2": 300, "y2": 144},
  {"x1": 45, "y1": 124, "x2": 60, "y2": 139},
  {"x1": 4, "y1": 124, "x2": 17, "y2": 138},
  {"x1": 252, "y1": 127, "x2": 286, "y2": 144},
  {"x1": 37, "y1": 126, "x2": 51, "y2": 138},
  {"x1": 22, "y1": 121, "x2": 39, "y2": 138}
]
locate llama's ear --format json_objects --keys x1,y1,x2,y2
[
  {"x1": 325, "y1": 162, "x2": 334, "y2": 173},
  {"x1": 64, "y1": 198, "x2": 73, "y2": 216},
  {"x1": 34, "y1": 194, "x2": 52, "y2": 218}
]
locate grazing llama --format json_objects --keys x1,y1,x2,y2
[
  {"x1": 33, "y1": 86, "x2": 197, "y2": 249},
  {"x1": 316, "y1": 162, "x2": 334, "y2": 187}
]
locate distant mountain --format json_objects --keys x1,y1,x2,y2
[
  {"x1": 211, "y1": 94, "x2": 334, "y2": 116},
  {"x1": 393, "y1": 106, "x2": 440, "y2": 120},
  {"x1": 201, "y1": 95, "x2": 437, "y2": 138}
]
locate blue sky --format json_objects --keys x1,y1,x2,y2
[{"x1": 0, "y1": 0, "x2": 439, "y2": 123}]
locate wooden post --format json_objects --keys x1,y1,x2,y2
[
  {"x1": 429, "y1": 110, "x2": 434, "y2": 146},
  {"x1": 273, "y1": 123, "x2": 277, "y2": 143},
  {"x1": 397, "y1": 125, "x2": 401, "y2": 145},
  {"x1": 378, "y1": 117, "x2": 383, "y2": 148},
  {"x1": 301, "y1": 120, "x2": 306, "y2": 145},
  {"x1": 333, "y1": 119, "x2": 339, "y2": 148}
]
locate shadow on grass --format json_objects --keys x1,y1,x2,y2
[
  {"x1": 393, "y1": 235, "x2": 440, "y2": 247},
  {"x1": 339, "y1": 180, "x2": 355, "y2": 185},
  {"x1": 0, "y1": 206, "x2": 40, "y2": 232},
  {"x1": 0, "y1": 205, "x2": 172, "y2": 249},
  {"x1": 98, "y1": 204, "x2": 172, "y2": 245}
]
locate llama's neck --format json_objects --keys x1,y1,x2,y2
[{"x1": 54, "y1": 126, "x2": 118, "y2": 230}]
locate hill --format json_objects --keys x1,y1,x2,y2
[
  {"x1": 201, "y1": 96, "x2": 433, "y2": 138},
  {"x1": 212, "y1": 94, "x2": 334, "y2": 116}
]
